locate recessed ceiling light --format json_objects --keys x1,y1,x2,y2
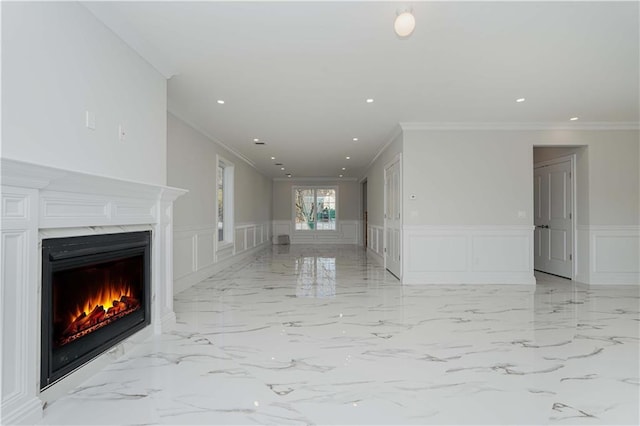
[
  {"x1": 280, "y1": 167, "x2": 285, "y2": 170},
  {"x1": 346, "y1": 156, "x2": 351, "y2": 160},
  {"x1": 516, "y1": 98, "x2": 525, "y2": 103},
  {"x1": 339, "y1": 174, "x2": 343, "y2": 178},
  {"x1": 253, "y1": 138, "x2": 259, "y2": 142},
  {"x1": 570, "y1": 117, "x2": 579, "y2": 121},
  {"x1": 270, "y1": 156, "x2": 275, "y2": 160},
  {"x1": 342, "y1": 167, "x2": 346, "y2": 170},
  {"x1": 217, "y1": 100, "x2": 225, "y2": 104},
  {"x1": 287, "y1": 174, "x2": 292, "y2": 178},
  {"x1": 366, "y1": 99, "x2": 374, "y2": 103},
  {"x1": 353, "y1": 137, "x2": 359, "y2": 141}
]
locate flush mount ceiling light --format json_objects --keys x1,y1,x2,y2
[
  {"x1": 366, "y1": 98, "x2": 374, "y2": 103},
  {"x1": 570, "y1": 117, "x2": 579, "y2": 121},
  {"x1": 516, "y1": 98, "x2": 526, "y2": 103},
  {"x1": 394, "y1": 9, "x2": 416, "y2": 38},
  {"x1": 217, "y1": 100, "x2": 225, "y2": 104}
]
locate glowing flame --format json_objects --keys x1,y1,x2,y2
[{"x1": 68, "y1": 279, "x2": 133, "y2": 323}]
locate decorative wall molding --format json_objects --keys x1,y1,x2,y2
[
  {"x1": 577, "y1": 225, "x2": 640, "y2": 285},
  {"x1": 271, "y1": 220, "x2": 361, "y2": 245},
  {"x1": 174, "y1": 222, "x2": 271, "y2": 294},
  {"x1": 402, "y1": 225, "x2": 536, "y2": 285},
  {"x1": 399, "y1": 121, "x2": 640, "y2": 131},
  {"x1": 0, "y1": 158, "x2": 186, "y2": 424},
  {"x1": 367, "y1": 224, "x2": 384, "y2": 261}
]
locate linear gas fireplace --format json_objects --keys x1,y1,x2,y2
[{"x1": 41, "y1": 231, "x2": 151, "y2": 389}]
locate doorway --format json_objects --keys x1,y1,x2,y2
[
  {"x1": 361, "y1": 179, "x2": 367, "y2": 248},
  {"x1": 532, "y1": 146, "x2": 585, "y2": 280},
  {"x1": 384, "y1": 155, "x2": 402, "y2": 279},
  {"x1": 534, "y1": 156, "x2": 574, "y2": 278}
]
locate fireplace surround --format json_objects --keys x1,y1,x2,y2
[
  {"x1": 1, "y1": 159, "x2": 186, "y2": 424},
  {"x1": 41, "y1": 231, "x2": 152, "y2": 389}
]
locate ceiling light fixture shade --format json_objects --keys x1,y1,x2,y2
[{"x1": 394, "y1": 10, "x2": 416, "y2": 38}]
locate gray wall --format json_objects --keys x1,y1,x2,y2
[
  {"x1": 2, "y1": 2, "x2": 167, "y2": 185},
  {"x1": 167, "y1": 113, "x2": 272, "y2": 228},
  {"x1": 402, "y1": 128, "x2": 639, "y2": 227}
]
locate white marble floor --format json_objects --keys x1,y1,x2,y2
[{"x1": 40, "y1": 245, "x2": 639, "y2": 425}]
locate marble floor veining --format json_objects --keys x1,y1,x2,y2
[{"x1": 40, "y1": 245, "x2": 639, "y2": 425}]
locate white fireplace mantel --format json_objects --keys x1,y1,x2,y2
[{"x1": 1, "y1": 158, "x2": 187, "y2": 425}]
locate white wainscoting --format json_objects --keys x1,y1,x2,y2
[
  {"x1": 174, "y1": 222, "x2": 271, "y2": 294},
  {"x1": 579, "y1": 225, "x2": 640, "y2": 285},
  {"x1": 367, "y1": 224, "x2": 384, "y2": 265},
  {"x1": 271, "y1": 220, "x2": 361, "y2": 245},
  {"x1": 402, "y1": 225, "x2": 535, "y2": 285}
]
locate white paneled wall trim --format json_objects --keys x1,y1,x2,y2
[
  {"x1": 272, "y1": 220, "x2": 361, "y2": 245},
  {"x1": 1, "y1": 159, "x2": 186, "y2": 425},
  {"x1": 402, "y1": 225, "x2": 536, "y2": 285},
  {"x1": 578, "y1": 225, "x2": 640, "y2": 285},
  {"x1": 174, "y1": 222, "x2": 271, "y2": 294},
  {"x1": 367, "y1": 224, "x2": 384, "y2": 265}
]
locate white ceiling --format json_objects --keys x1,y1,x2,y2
[{"x1": 84, "y1": 1, "x2": 639, "y2": 179}]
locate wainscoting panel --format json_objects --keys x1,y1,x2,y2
[
  {"x1": 174, "y1": 222, "x2": 271, "y2": 294},
  {"x1": 586, "y1": 226, "x2": 640, "y2": 285},
  {"x1": 402, "y1": 226, "x2": 535, "y2": 285},
  {"x1": 367, "y1": 224, "x2": 384, "y2": 264},
  {"x1": 272, "y1": 220, "x2": 361, "y2": 245}
]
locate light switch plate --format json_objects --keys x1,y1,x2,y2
[{"x1": 85, "y1": 111, "x2": 95, "y2": 130}]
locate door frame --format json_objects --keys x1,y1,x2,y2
[
  {"x1": 383, "y1": 153, "x2": 402, "y2": 279},
  {"x1": 533, "y1": 154, "x2": 577, "y2": 280}
]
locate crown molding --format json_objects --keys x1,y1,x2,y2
[
  {"x1": 399, "y1": 122, "x2": 640, "y2": 131},
  {"x1": 273, "y1": 177, "x2": 358, "y2": 182},
  {"x1": 167, "y1": 108, "x2": 257, "y2": 169}
]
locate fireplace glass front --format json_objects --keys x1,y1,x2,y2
[{"x1": 41, "y1": 231, "x2": 151, "y2": 389}]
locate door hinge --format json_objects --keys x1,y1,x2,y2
[
  {"x1": 569, "y1": 172, "x2": 572, "y2": 179},
  {"x1": 384, "y1": 247, "x2": 387, "y2": 253},
  {"x1": 569, "y1": 212, "x2": 572, "y2": 219},
  {"x1": 569, "y1": 254, "x2": 572, "y2": 260}
]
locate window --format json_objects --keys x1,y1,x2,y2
[
  {"x1": 217, "y1": 156, "x2": 234, "y2": 247},
  {"x1": 294, "y1": 187, "x2": 337, "y2": 231}
]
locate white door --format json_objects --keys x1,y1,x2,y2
[
  {"x1": 534, "y1": 159, "x2": 573, "y2": 278},
  {"x1": 384, "y1": 158, "x2": 401, "y2": 279}
]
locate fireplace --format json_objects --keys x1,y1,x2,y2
[{"x1": 41, "y1": 231, "x2": 151, "y2": 389}]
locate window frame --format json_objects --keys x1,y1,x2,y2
[
  {"x1": 292, "y1": 186, "x2": 338, "y2": 232},
  {"x1": 216, "y1": 155, "x2": 235, "y2": 250}
]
